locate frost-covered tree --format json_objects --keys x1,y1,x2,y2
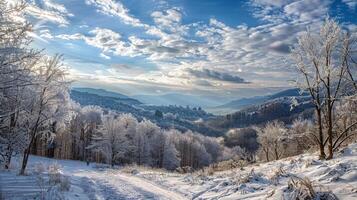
[
  {"x1": 290, "y1": 118, "x2": 315, "y2": 154},
  {"x1": 224, "y1": 128, "x2": 259, "y2": 158},
  {"x1": 162, "y1": 130, "x2": 180, "y2": 170},
  {"x1": 19, "y1": 55, "x2": 70, "y2": 175},
  {"x1": 115, "y1": 113, "x2": 138, "y2": 164},
  {"x1": 332, "y1": 95, "x2": 357, "y2": 150},
  {"x1": 202, "y1": 136, "x2": 222, "y2": 163},
  {"x1": 76, "y1": 105, "x2": 102, "y2": 161},
  {"x1": 150, "y1": 130, "x2": 166, "y2": 168},
  {"x1": 291, "y1": 18, "x2": 357, "y2": 159},
  {"x1": 0, "y1": 122, "x2": 27, "y2": 168},
  {"x1": 256, "y1": 121, "x2": 287, "y2": 161},
  {"x1": 0, "y1": 0, "x2": 39, "y2": 168},
  {"x1": 134, "y1": 119, "x2": 160, "y2": 165},
  {"x1": 89, "y1": 113, "x2": 136, "y2": 166}
]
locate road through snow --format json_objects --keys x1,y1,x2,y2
[
  {"x1": 0, "y1": 156, "x2": 187, "y2": 200},
  {"x1": 72, "y1": 169, "x2": 188, "y2": 200}
]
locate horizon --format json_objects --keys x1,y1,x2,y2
[{"x1": 11, "y1": 0, "x2": 357, "y2": 104}]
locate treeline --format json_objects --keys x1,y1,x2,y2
[
  {"x1": 71, "y1": 90, "x2": 222, "y2": 137},
  {"x1": 209, "y1": 97, "x2": 314, "y2": 129},
  {"x1": 46, "y1": 103, "x2": 234, "y2": 170}
]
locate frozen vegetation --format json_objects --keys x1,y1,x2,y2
[
  {"x1": 1, "y1": 1, "x2": 357, "y2": 200},
  {"x1": 1, "y1": 142, "x2": 356, "y2": 199}
]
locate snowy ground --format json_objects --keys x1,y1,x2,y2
[{"x1": 1, "y1": 143, "x2": 357, "y2": 199}]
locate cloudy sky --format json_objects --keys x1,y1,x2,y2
[{"x1": 13, "y1": 0, "x2": 357, "y2": 104}]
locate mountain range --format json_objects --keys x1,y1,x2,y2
[{"x1": 70, "y1": 87, "x2": 313, "y2": 135}]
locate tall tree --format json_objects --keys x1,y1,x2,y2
[
  {"x1": 291, "y1": 18, "x2": 357, "y2": 159},
  {"x1": 20, "y1": 55, "x2": 70, "y2": 175},
  {"x1": 0, "y1": 1, "x2": 40, "y2": 168}
]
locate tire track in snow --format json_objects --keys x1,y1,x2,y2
[{"x1": 75, "y1": 170, "x2": 187, "y2": 200}]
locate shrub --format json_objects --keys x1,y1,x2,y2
[{"x1": 285, "y1": 176, "x2": 337, "y2": 200}]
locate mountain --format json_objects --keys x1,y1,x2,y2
[
  {"x1": 70, "y1": 87, "x2": 314, "y2": 135},
  {"x1": 205, "y1": 88, "x2": 313, "y2": 130},
  {"x1": 70, "y1": 89, "x2": 222, "y2": 137},
  {"x1": 212, "y1": 96, "x2": 268, "y2": 113},
  {"x1": 215, "y1": 88, "x2": 305, "y2": 112},
  {"x1": 133, "y1": 93, "x2": 226, "y2": 108},
  {"x1": 72, "y1": 87, "x2": 130, "y2": 99}
]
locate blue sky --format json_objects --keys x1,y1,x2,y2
[{"x1": 11, "y1": 0, "x2": 357, "y2": 104}]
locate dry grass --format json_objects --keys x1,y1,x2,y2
[
  {"x1": 286, "y1": 176, "x2": 338, "y2": 200},
  {"x1": 208, "y1": 159, "x2": 248, "y2": 173},
  {"x1": 236, "y1": 169, "x2": 265, "y2": 184},
  {"x1": 269, "y1": 165, "x2": 289, "y2": 185},
  {"x1": 120, "y1": 164, "x2": 167, "y2": 175}
]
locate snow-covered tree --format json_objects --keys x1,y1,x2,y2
[
  {"x1": 162, "y1": 130, "x2": 180, "y2": 170},
  {"x1": 19, "y1": 55, "x2": 70, "y2": 175},
  {"x1": 202, "y1": 136, "x2": 222, "y2": 163},
  {"x1": 332, "y1": 95, "x2": 357, "y2": 150},
  {"x1": 0, "y1": 0, "x2": 39, "y2": 169},
  {"x1": 76, "y1": 105, "x2": 102, "y2": 161},
  {"x1": 134, "y1": 119, "x2": 160, "y2": 165},
  {"x1": 256, "y1": 121, "x2": 287, "y2": 161},
  {"x1": 291, "y1": 18, "x2": 357, "y2": 159},
  {"x1": 89, "y1": 113, "x2": 137, "y2": 166},
  {"x1": 150, "y1": 130, "x2": 166, "y2": 168},
  {"x1": 289, "y1": 118, "x2": 315, "y2": 154}
]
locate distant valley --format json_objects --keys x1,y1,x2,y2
[{"x1": 70, "y1": 87, "x2": 313, "y2": 136}]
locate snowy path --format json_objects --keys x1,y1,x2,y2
[
  {"x1": 0, "y1": 172, "x2": 48, "y2": 199},
  {"x1": 0, "y1": 156, "x2": 187, "y2": 200},
  {"x1": 73, "y1": 170, "x2": 188, "y2": 200}
]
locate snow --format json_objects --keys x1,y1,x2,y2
[{"x1": 1, "y1": 143, "x2": 357, "y2": 199}]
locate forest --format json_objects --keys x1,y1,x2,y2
[{"x1": 1, "y1": 1, "x2": 357, "y2": 199}]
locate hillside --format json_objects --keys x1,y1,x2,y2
[
  {"x1": 133, "y1": 93, "x2": 228, "y2": 108},
  {"x1": 70, "y1": 88, "x2": 316, "y2": 134},
  {"x1": 70, "y1": 90, "x2": 222, "y2": 137},
  {"x1": 2, "y1": 143, "x2": 356, "y2": 199},
  {"x1": 72, "y1": 87, "x2": 131, "y2": 100},
  {"x1": 206, "y1": 89, "x2": 313, "y2": 130},
  {"x1": 215, "y1": 88, "x2": 307, "y2": 111}
]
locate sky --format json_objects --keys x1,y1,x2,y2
[{"x1": 9, "y1": 0, "x2": 357, "y2": 105}]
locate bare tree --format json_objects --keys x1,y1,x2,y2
[
  {"x1": 19, "y1": 55, "x2": 70, "y2": 175},
  {"x1": 256, "y1": 121, "x2": 287, "y2": 161},
  {"x1": 0, "y1": 0, "x2": 40, "y2": 168},
  {"x1": 291, "y1": 18, "x2": 357, "y2": 159}
]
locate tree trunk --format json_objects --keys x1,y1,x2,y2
[
  {"x1": 20, "y1": 123, "x2": 40, "y2": 175},
  {"x1": 4, "y1": 147, "x2": 12, "y2": 169},
  {"x1": 19, "y1": 147, "x2": 30, "y2": 175},
  {"x1": 274, "y1": 147, "x2": 279, "y2": 160},
  {"x1": 327, "y1": 104, "x2": 333, "y2": 159},
  {"x1": 20, "y1": 132, "x2": 37, "y2": 175},
  {"x1": 316, "y1": 109, "x2": 326, "y2": 160}
]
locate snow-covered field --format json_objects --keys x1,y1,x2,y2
[{"x1": 1, "y1": 143, "x2": 357, "y2": 200}]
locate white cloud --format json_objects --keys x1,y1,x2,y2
[
  {"x1": 100, "y1": 53, "x2": 111, "y2": 59},
  {"x1": 86, "y1": 0, "x2": 146, "y2": 27},
  {"x1": 43, "y1": 0, "x2": 73, "y2": 17},
  {"x1": 56, "y1": 33, "x2": 84, "y2": 40},
  {"x1": 151, "y1": 8, "x2": 182, "y2": 29},
  {"x1": 53, "y1": 0, "x2": 347, "y2": 92},
  {"x1": 39, "y1": 29, "x2": 54, "y2": 39},
  {"x1": 25, "y1": 0, "x2": 73, "y2": 26}
]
